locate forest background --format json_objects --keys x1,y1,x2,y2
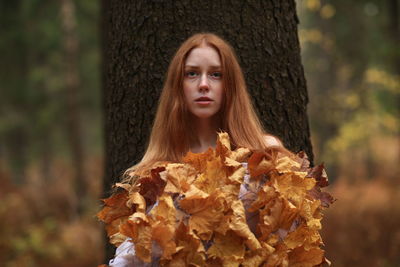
[{"x1": 0, "y1": 0, "x2": 399, "y2": 266}]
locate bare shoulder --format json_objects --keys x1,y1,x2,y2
[{"x1": 263, "y1": 134, "x2": 283, "y2": 147}]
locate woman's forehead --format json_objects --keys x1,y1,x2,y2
[{"x1": 185, "y1": 46, "x2": 221, "y2": 67}]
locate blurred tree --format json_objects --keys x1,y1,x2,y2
[
  {"x1": 0, "y1": 0, "x2": 61, "y2": 183},
  {"x1": 0, "y1": 0, "x2": 100, "y2": 200},
  {"x1": 60, "y1": 0, "x2": 87, "y2": 214},
  {"x1": 298, "y1": 0, "x2": 399, "y2": 181},
  {"x1": 102, "y1": 0, "x2": 313, "y2": 261}
]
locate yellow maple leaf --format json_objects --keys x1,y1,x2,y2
[
  {"x1": 151, "y1": 220, "x2": 176, "y2": 260},
  {"x1": 109, "y1": 232, "x2": 128, "y2": 247},
  {"x1": 207, "y1": 230, "x2": 245, "y2": 266},
  {"x1": 105, "y1": 216, "x2": 129, "y2": 244},
  {"x1": 119, "y1": 214, "x2": 152, "y2": 262},
  {"x1": 249, "y1": 184, "x2": 278, "y2": 212},
  {"x1": 225, "y1": 157, "x2": 246, "y2": 185},
  {"x1": 299, "y1": 198, "x2": 322, "y2": 222},
  {"x1": 270, "y1": 172, "x2": 316, "y2": 207},
  {"x1": 148, "y1": 194, "x2": 177, "y2": 260},
  {"x1": 149, "y1": 194, "x2": 176, "y2": 224},
  {"x1": 264, "y1": 243, "x2": 289, "y2": 267},
  {"x1": 194, "y1": 156, "x2": 228, "y2": 194},
  {"x1": 229, "y1": 200, "x2": 261, "y2": 250},
  {"x1": 259, "y1": 196, "x2": 298, "y2": 239},
  {"x1": 164, "y1": 222, "x2": 206, "y2": 267},
  {"x1": 126, "y1": 191, "x2": 146, "y2": 212},
  {"x1": 242, "y1": 246, "x2": 270, "y2": 267},
  {"x1": 220, "y1": 184, "x2": 241, "y2": 206},
  {"x1": 284, "y1": 223, "x2": 322, "y2": 250},
  {"x1": 288, "y1": 246, "x2": 325, "y2": 267},
  {"x1": 275, "y1": 156, "x2": 301, "y2": 173},
  {"x1": 216, "y1": 131, "x2": 236, "y2": 166},
  {"x1": 164, "y1": 163, "x2": 198, "y2": 193},
  {"x1": 229, "y1": 147, "x2": 252, "y2": 163},
  {"x1": 180, "y1": 189, "x2": 226, "y2": 240}
]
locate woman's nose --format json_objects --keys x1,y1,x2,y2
[{"x1": 199, "y1": 74, "x2": 209, "y2": 92}]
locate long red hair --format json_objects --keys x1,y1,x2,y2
[{"x1": 127, "y1": 33, "x2": 276, "y2": 176}]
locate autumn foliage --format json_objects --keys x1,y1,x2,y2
[{"x1": 97, "y1": 132, "x2": 334, "y2": 266}]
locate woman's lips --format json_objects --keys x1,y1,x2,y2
[{"x1": 195, "y1": 97, "x2": 213, "y2": 105}]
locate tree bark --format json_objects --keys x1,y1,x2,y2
[{"x1": 102, "y1": 0, "x2": 313, "y2": 261}]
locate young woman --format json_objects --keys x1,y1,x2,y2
[
  {"x1": 126, "y1": 33, "x2": 282, "y2": 179},
  {"x1": 109, "y1": 33, "x2": 287, "y2": 266}
]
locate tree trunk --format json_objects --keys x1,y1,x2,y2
[
  {"x1": 388, "y1": 0, "x2": 400, "y2": 75},
  {"x1": 102, "y1": 0, "x2": 313, "y2": 261},
  {"x1": 60, "y1": 0, "x2": 86, "y2": 215}
]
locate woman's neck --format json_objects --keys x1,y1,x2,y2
[{"x1": 189, "y1": 116, "x2": 220, "y2": 153}]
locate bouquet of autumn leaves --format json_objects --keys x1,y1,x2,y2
[{"x1": 97, "y1": 132, "x2": 335, "y2": 266}]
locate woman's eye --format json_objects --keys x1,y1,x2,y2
[
  {"x1": 210, "y1": 72, "x2": 222, "y2": 78},
  {"x1": 185, "y1": 71, "x2": 198, "y2": 77}
]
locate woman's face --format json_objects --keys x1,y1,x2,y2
[{"x1": 183, "y1": 45, "x2": 223, "y2": 120}]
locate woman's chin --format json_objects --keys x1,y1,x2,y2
[{"x1": 190, "y1": 112, "x2": 218, "y2": 120}]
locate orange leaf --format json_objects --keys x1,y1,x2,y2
[
  {"x1": 182, "y1": 148, "x2": 214, "y2": 173},
  {"x1": 97, "y1": 191, "x2": 133, "y2": 224},
  {"x1": 248, "y1": 151, "x2": 276, "y2": 177}
]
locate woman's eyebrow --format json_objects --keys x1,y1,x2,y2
[{"x1": 185, "y1": 65, "x2": 221, "y2": 69}]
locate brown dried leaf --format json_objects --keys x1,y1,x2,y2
[
  {"x1": 296, "y1": 151, "x2": 311, "y2": 171},
  {"x1": 137, "y1": 167, "x2": 166, "y2": 206},
  {"x1": 97, "y1": 191, "x2": 133, "y2": 224},
  {"x1": 248, "y1": 151, "x2": 275, "y2": 177},
  {"x1": 307, "y1": 164, "x2": 329, "y2": 187},
  {"x1": 308, "y1": 186, "x2": 336, "y2": 208}
]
